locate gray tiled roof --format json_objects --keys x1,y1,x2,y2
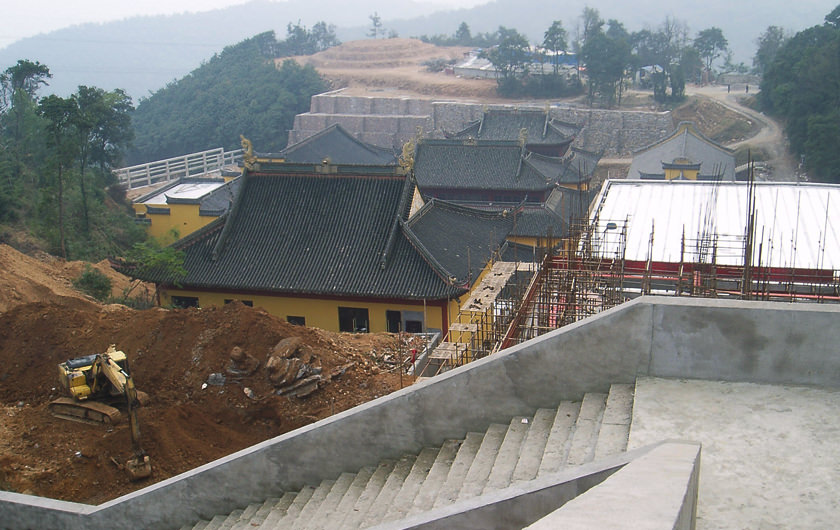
[
  {"x1": 405, "y1": 200, "x2": 514, "y2": 284},
  {"x1": 451, "y1": 108, "x2": 578, "y2": 146},
  {"x1": 143, "y1": 164, "x2": 498, "y2": 301},
  {"x1": 413, "y1": 140, "x2": 555, "y2": 193},
  {"x1": 279, "y1": 124, "x2": 397, "y2": 165}
]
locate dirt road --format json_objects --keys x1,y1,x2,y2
[{"x1": 686, "y1": 84, "x2": 798, "y2": 181}]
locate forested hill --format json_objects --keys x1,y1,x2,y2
[
  {"x1": 127, "y1": 32, "x2": 326, "y2": 165},
  {"x1": 759, "y1": 7, "x2": 840, "y2": 182}
]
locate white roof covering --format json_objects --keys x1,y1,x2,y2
[
  {"x1": 140, "y1": 181, "x2": 227, "y2": 205},
  {"x1": 588, "y1": 180, "x2": 840, "y2": 271}
]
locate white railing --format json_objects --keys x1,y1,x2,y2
[{"x1": 114, "y1": 148, "x2": 243, "y2": 189}]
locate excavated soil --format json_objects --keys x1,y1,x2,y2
[{"x1": 0, "y1": 244, "x2": 418, "y2": 503}]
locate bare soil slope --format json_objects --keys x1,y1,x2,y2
[{"x1": 0, "y1": 245, "x2": 414, "y2": 504}]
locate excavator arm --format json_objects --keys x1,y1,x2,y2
[{"x1": 88, "y1": 352, "x2": 151, "y2": 480}]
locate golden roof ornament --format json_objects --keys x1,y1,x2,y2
[{"x1": 240, "y1": 135, "x2": 257, "y2": 171}]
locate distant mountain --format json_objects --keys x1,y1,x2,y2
[
  {"x1": 0, "y1": 0, "x2": 451, "y2": 101},
  {"x1": 0, "y1": 0, "x2": 835, "y2": 102}
]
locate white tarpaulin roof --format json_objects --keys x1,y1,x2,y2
[
  {"x1": 588, "y1": 180, "x2": 840, "y2": 271},
  {"x1": 141, "y1": 180, "x2": 227, "y2": 205}
]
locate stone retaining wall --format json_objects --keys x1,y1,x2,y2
[{"x1": 290, "y1": 91, "x2": 674, "y2": 156}]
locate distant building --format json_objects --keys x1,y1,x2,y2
[
  {"x1": 132, "y1": 175, "x2": 240, "y2": 241},
  {"x1": 413, "y1": 139, "x2": 596, "y2": 205},
  {"x1": 449, "y1": 107, "x2": 580, "y2": 158},
  {"x1": 627, "y1": 121, "x2": 736, "y2": 181}
]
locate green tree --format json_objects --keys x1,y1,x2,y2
[
  {"x1": 121, "y1": 239, "x2": 187, "y2": 288},
  {"x1": 694, "y1": 27, "x2": 729, "y2": 72},
  {"x1": 311, "y1": 22, "x2": 340, "y2": 51},
  {"x1": 70, "y1": 86, "x2": 134, "y2": 233},
  {"x1": 582, "y1": 28, "x2": 631, "y2": 107},
  {"x1": 455, "y1": 22, "x2": 472, "y2": 45},
  {"x1": 827, "y1": 5, "x2": 840, "y2": 27},
  {"x1": 73, "y1": 265, "x2": 112, "y2": 301},
  {"x1": 37, "y1": 94, "x2": 78, "y2": 258},
  {"x1": 760, "y1": 8, "x2": 840, "y2": 182},
  {"x1": 753, "y1": 26, "x2": 789, "y2": 75},
  {"x1": 1, "y1": 60, "x2": 51, "y2": 182},
  {"x1": 369, "y1": 12, "x2": 383, "y2": 39},
  {"x1": 578, "y1": 7, "x2": 604, "y2": 52},
  {"x1": 543, "y1": 21, "x2": 568, "y2": 75},
  {"x1": 480, "y1": 27, "x2": 531, "y2": 94}
]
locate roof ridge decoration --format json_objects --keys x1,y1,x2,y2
[
  {"x1": 379, "y1": 177, "x2": 416, "y2": 270},
  {"x1": 240, "y1": 135, "x2": 257, "y2": 171},
  {"x1": 543, "y1": 102, "x2": 550, "y2": 138},
  {"x1": 477, "y1": 105, "x2": 488, "y2": 136},
  {"x1": 211, "y1": 163, "x2": 250, "y2": 261}
]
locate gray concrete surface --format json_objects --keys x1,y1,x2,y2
[
  {"x1": 4, "y1": 297, "x2": 840, "y2": 529},
  {"x1": 630, "y1": 377, "x2": 840, "y2": 529},
  {"x1": 523, "y1": 442, "x2": 700, "y2": 530}
]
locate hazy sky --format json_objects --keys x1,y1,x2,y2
[{"x1": 0, "y1": 0, "x2": 490, "y2": 49}]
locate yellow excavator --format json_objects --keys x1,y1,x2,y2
[{"x1": 49, "y1": 345, "x2": 152, "y2": 480}]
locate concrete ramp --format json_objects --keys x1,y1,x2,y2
[{"x1": 629, "y1": 377, "x2": 840, "y2": 529}]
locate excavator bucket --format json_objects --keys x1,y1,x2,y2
[{"x1": 126, "y1": 454, "x2": 152, "y2": 481}]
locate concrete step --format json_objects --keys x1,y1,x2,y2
[
  {"x1": 218, "y1": 509, "x2": 243, "y2": 530},
  {"x1": 511, "y1": 408, "x2": 557, "y2": 483},
  {"x1": 322, "y1": 467, "x2": 375, "y2": 529},
  {"x1": 383, "y1": 447, "x2": 439, "y2": 522},
  {"x1": 483, "y1": 417, "x2": 530, "y2": 494},
  {"x1": 432, "y1": 432, "x2": 483, "y2": 508},
  {"x1": 195, "y1": 390, "x2": 638, "y2": 529},
  {"x1": 303, "y1": 472, "x2": 356, "y2": 530},
  {"x1": 409, "y1": 439, "x2": 461, "y2": 515},
  {"x1": 260, "y1": 485, "x2": 315, "y2": 529},
  {"x1": 289, "y1": 479, "x2": 335, "y2": 530},
  {"x1": 339, "y1": 460, "x2": 395, "y2": 530},
  {"x1": 566, "y1": 393, "x2": 608, "y2": 466},
  {"x1": 234, "y1": 496, "x2": 281, "y2": 529},
  {"x1": 253, "y1": 493, "x2": 295, "y2": 529},
  {"x1": 229, "y1": 503, "x2": 260, "y2": 530},
  {"x1": 203, "y1": 514, "x2": 228, "y2": 530},
  {"x1": 594, "y1": 384, "x2": 635, "y2": 460},
  {"x1": 359, "y1": 454, "x2": 416, "y2": 528},
  {"x1": 537, "y1": 401, "x2": 581, "y2": 477},
  {"x1": 457, "y1": 423, "x2": 508, "y2": 500}
]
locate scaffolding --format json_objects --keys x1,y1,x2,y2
[
  {"x1": 418, "y1": 260, "x2": 534, "y2": 378},
  {"x1": 415, "y1": 170, "x2": 840, "y2": 377}
]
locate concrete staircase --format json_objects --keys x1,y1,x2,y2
[{"x1": 180, "y1": 384, "x2": 635, "y2": 530}]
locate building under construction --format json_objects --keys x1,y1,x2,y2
[{"x1": 421, "y1": 178, "x2": 840, "y2": 374}]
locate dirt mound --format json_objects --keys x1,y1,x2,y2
[
  {"x1": 0, "y1": 244, "x2": 152, "y2": 312},
  {"x1": 671, "y1": 97, "x2": 759, "y2": 144},
  {"x1": 300, "y1": 38, "x2": 470, "y2": 69},
  {"x1": 289, "y1": 38, "x2": 500, "y2": 101},
  {"x1": 0, "y1": 244, "x2": 418, "y2": 503}
]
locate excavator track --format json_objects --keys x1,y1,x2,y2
[{"x1": 49, "y1": 397, "x2": 122, "y2": 425}]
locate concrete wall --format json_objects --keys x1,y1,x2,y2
[
  {"x1": 3, "y1": 297, "x2": 839, "y2": 529},
  {"x1": 522, "y1": 442, "x2": 700, "y2": 530}
]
